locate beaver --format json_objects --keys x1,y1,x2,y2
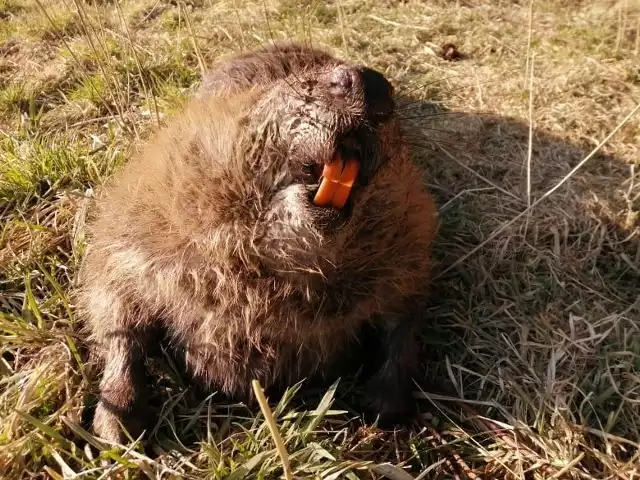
[{"x1": 75, "y1": 41, "x2": 439, "y2": 443}]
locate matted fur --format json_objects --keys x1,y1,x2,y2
[{"x1": 75, "y1": 42, "x2": 439, "y2": 443}]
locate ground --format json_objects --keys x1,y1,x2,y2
[{"x1": 0, "y1": 0, "x2": 639, "y2": 478}]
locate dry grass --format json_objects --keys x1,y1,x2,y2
[{"x1": 1, "y1": 0, "x2": 639, "y2": 478}]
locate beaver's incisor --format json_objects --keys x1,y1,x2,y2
[{"x1": 76, "y1": 42, "x2": 439, "y2": 443}]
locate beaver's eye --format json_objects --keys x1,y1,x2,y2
[
  {"x1": 301, "y1": 164, "x2": 315, "y2": 181},
  {"x1": 301, "y1": 164, "x2": 323, "y2": 183}
]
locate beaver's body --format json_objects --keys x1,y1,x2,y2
[{"x1": 76, "y1": 42, "x2": 438, "y2": 443}]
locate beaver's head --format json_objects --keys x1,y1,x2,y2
[
  {"x1": 161, "y1": 47, "x2": 407, "y2": 272},
  {"x1": 250, "y1": 62, "x2": 396, "y2": 224}
]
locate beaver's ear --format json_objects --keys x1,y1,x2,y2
[{"x1": 196, "y1": 50, "x2": 276, "y2": 99}]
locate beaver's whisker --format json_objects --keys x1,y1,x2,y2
[
  {"x1": 395, "y1": 77, "x2": 513, "y2": 113},
  {"x1": 402, "y1": 126, "x2": 469, "y2": 137},
  {"x1": 397, "y1": 111, "x2": 503, "y2": 121},
  {"x1": 403, "y1": 136, "x2": 474, "y2": 149}
]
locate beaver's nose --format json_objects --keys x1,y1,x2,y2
[
  {"x1": 326, "y1": 65, "x2": 394, "y2": 119},
  {"x1": 328, "y1": 66, "x2": 356, "y2": 96}
]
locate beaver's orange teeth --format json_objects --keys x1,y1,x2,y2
[
  {"x1": 312, "y1": 156, "x2": 344, "y2": 207},
  {"x1": 330, "y1": 158, "x2": 359, "y2": 209},
  {"x1": 312, "y1": 153, "x2": 360, "y2": 209}
]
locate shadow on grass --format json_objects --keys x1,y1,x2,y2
[{"x1": 402, "y1": 97, "x2": 639, "y2": 475}]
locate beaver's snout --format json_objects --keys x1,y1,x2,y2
[
  {"x1": 327, "y1": 66, "x2": 355, "y2": 94},
  {"x1": 321, "y1": 65, "x2": 395, "y2": 121}
]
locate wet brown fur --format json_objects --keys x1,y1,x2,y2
[{"x1": 75, "y1": 42, "x2": 439, "y2": 443}]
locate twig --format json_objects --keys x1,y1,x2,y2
[
  {"x1": 181, "y1": 2, "x2": 206, "y2": 76},
  {"x1": 114, "y1": 0, "x2": 161, "y2": 127},
  {"x1": 456, "y1": 403, "x2": 558, "y2": 477},
  {"x1": 579, "y1": 425, "x2": 640, "y2": 449},
  {"x1": 437, "y1": 146, "x2": 520, "y2": 200},
  {"x1": 524, "y1": 0, "x2": 534, "y2": 84},
  {"x1": 422, "y1": 422, "x2": 477, "y2": 479},
  {"x1": 526, "y1": 52, "x2": 535, "y2": 208},
  {"x1": 251, "y1": 380, "x2": 293, "y2": 480}
]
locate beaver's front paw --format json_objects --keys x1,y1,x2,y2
[
  {"x1": 362, "y1": 381, "x2": 417, "y2": 428},
  {"x1": 93, "y1": 400, "x2": 145, "y2": 445}
]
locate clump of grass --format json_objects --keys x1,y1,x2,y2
[
  {"x1": 0, "y1": 84, "x2": 32, "y2": 115},
  {"x1": 0, "y1": 0, "x2": 21, "y2": 20},
  {"x1": 29, "y1": 10, "x2": 82, "y2": 42},
  {"x1": 67, "y1": 75, "x2": 110, "y2": 109},
  {"x1": 0, "y1": 135, "x2": 123, "y2": 204}
]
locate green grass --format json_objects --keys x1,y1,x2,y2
[{"x1": 1, "y1": 0, "x2": 639, "y2": 478}]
